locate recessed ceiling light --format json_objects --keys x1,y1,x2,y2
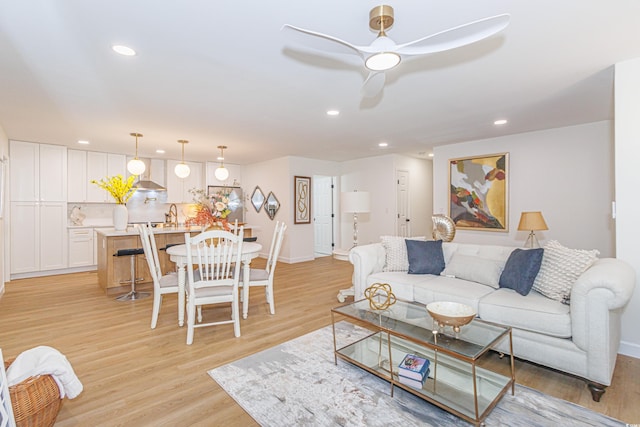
[
  {"x1": 428, "y1": 153, "x2": 434, "y2": 158},
  {"x1": 156, "y1": 149, "x2": 165, "y2": 154},
  {"x1": 378, "y1": 142, "x2": 388, "y2": 148},
  {"x1": 77, "y1": 140, "x2": 89, "y2": 145},
  {"x1": 326, "y1": 109, "x2": 340, "y2": 116},
  {"x1": 494, "y1": 119, "x2": 508, "y2": 125},
  {"x1": 112, "y1": 45, "x2": 136, "y2": 56}
]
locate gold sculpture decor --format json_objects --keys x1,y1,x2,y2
[{"x1": 364, "y1": 283, "x2": 397, "y2": 310}]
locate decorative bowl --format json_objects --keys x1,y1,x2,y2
[{"x1": 426, "y1": 301, "x2": 476, "y2": 331}]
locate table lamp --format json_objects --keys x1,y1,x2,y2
[
  {"x1": 518, "y1": 211, "x2": 548, "y2": 248},
  {"x1": 341, "y1": 191, "x2": 370, "y2": 248}
]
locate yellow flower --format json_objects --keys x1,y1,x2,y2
[{"x1": 91, "y1": 174, "x2": 137, "y2": 204}]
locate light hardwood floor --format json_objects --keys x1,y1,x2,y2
[{"x1": 1, "y1": 256, "x2": 638, "y2": 426}]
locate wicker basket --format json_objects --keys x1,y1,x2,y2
[{"x1": 4, "y1": 358, "x2": 62, "y2": 427}]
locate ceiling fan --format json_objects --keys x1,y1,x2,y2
[{"x1": 282, "y1": 5, "x2": 510, "y2": 97}]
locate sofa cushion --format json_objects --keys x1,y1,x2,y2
[
  {"x1": 381, "y1": 235, "x2": 426, "y2": 272},
  {"x1": 413, "y1": 276, "x2": 495, "y2": 313},
  {"x1": 499, "y1": 248, "x2": 544, "y2": 295},
  {"x1": 406, "y1": 240, "x2": 445, "y2": 275},
  {"x1": 367, "y1": 271, "x2": 436, "y2": 302},
  {"x1": 532, "y1": 240, "x2": 599, "y2": 304},
  {"x1": 478, "y1": 288, "x2": 572, "y2": 338},
  {"x1": 441, "y1": 253, "x2": 504, "y2": 288}
]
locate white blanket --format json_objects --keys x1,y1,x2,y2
[{"x1": 6, "y1": 346, "x2": 83, "y2": 399}]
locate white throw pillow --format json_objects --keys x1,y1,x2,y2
[
  {"x1": 381, "y1": 236, "x2": 426, "y2": 272},
  {"x1": 532, "y1": 240, "x2": 599, "y2": 304},
  {"x1": 441, "y1": 253, "x2": 504, "y2": 288}
]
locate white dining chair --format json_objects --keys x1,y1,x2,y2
[
  {"x1": 240, "y1": 221, "x2": 286, "y2": 317},
  {"x1": 185, "y1": 227, "x2": 244, "y2": 345},
  {"x1": 138, "y1": 223, "x2": 179, "y2": 329}
]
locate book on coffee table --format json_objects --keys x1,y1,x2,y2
[
  {"x1": 398, "y1": 370, "x2": 430, "y2": 390},
  {"x1": 398, "y1": 354, "x2": 430, "y2": 381}
]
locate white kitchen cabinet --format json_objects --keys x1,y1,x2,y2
[
  {"x1": 87, "y1": 152, "x2": 126, "y2": 202},
  {"x1": 10, "y1": 201, "x2": 68, "y2": 274},
  {"x1": 206, "y1": 162, "x2": 242, "y2": 187},
  {"x1": 68, "y1": 228, "x2": 94, "y2": 267},
  {"x1": 166, "y1": 160, "x2": 203, "y2": 203},
  {"x1": 10, "y1": 140, "x2": 67, "y2": 202},
  {"x1": 68, "y1": 149, "x2": 87, "y2": 203},
  {"x1": 68, "y1": 150, "x2": 127, "y2": 203},
  {"x1": 40, "y1": 202, "x2": 68, "y2": 270}
]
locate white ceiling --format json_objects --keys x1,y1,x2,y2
[{"x1": 0, "y1": 1, "x2": 639, "y2": 165}]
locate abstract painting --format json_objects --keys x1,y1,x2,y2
[
  {"x1": 449, "y1": 153, "x2": 508, "y2": 231},
  {"x1": 294, "y1": 176, "x2": 311, "y2": 224}
]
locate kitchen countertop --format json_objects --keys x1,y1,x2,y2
[{"x1": 95, "y1": 225, "x2": 203, "y2": 237}]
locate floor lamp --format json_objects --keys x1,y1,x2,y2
[
  {"x1": 518, "y1": 211, "x2": 548, "y2": 248},
  {"x1": 341, "y1": 191, "x2": 370, "y2": 248},
  {"x1": 336, "y1": 191, "x2": 370, "y2": 303}
]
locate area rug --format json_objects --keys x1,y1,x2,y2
[{"x1": 208, "y1": 322, "x2": 624, "y2": 426}]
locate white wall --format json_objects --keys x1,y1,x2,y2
[
  {"x1": 433, "y1": 121, "x2": 615, "y2": 257},
  {"x1": 614, "y1": 58, "x2": 640, "y2": 358},
  {"x1": 242, "y1": 156, "x2": 341, "y2": 263},
  {"x1": 0, "y1": 125, "x2": 6, "y2": 293},
  {"x1": 340, "y1": 154, "x2": 433, "y2": 248}
]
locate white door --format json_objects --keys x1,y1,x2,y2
[
  {"x1": 397, "y1": 170, "x2": 410, "y2": 237},
  {"x1": 313, "y1": 175, "x2": 334, "y2": 256}
]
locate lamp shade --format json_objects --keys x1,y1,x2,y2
[
  {"x1": 174, "y1": 163, "x2": 190, "y2": 178},
  {"x1": 341, "y1": 191, "x2": 370, "y2": 213},
  {"x1": 127, "y1": 158, "x2": 146, "y2": 176},
  {"x1": 517, "y1": 211, "x2": 548, "y2": 231},
  {"x1": 215, "y1": 166, "x2": 229, "y2": 181}
]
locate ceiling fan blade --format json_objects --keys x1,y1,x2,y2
[
  {"x1": 361, "y1": 72, "x2": 386, "y2": 98},
  {"x1": 395, "y1": 14, "x2": 510, "y2": 56},
  {"x1": 281, "y1": 24, "x2": 365, "y2": 57}
]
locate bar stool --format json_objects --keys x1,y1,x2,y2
[{"x1": 113, "y1": 248, "x2": 150, "y2": 301}]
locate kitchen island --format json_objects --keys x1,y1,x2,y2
[{"x1": 95, "y1": 224, "x2": 252, "y2": 294}]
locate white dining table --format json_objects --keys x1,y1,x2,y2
[{"x1": 166, "y1": 241, "x2": 262, "y2": 326}]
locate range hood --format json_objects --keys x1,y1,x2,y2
[{"x1": 134, "y1": 158, "x2": 166, "y2": 191}]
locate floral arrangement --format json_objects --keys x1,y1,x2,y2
[
  {"x1": 186, "y1": 188, "x2": 231, "y2": 229},
  {"x1": 90, "y1": 174, "x2": 137, "y2": 204}
]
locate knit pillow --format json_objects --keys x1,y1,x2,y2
[
  {"x1": 532, "y1": 240, "x2": 599, "y2": 304},
  {"x1": 381, "y1": 236, "x2": 426, "y2": 272}
]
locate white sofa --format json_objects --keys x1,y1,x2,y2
[{"x1": 349, "y1": 240, "x2": 636, "y2": 401}]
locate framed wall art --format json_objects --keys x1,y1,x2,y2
[
  {"x1": 449, "y1": 153, "x2": 508, "y2": 231},
  {"x1": 294, "y1": 176, "x2": 311, "y2": 224}
]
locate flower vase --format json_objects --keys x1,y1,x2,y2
[{"x1": 113, "y1": 204, "x2": 128, "y2": 231}]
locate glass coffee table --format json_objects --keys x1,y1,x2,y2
[{"x1": 331, "y1": 298, "x2": 515, "y2": 426}]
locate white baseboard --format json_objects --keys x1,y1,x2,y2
[{"x1": 619, "y1": 340, "x2": 640, "y2": 359}]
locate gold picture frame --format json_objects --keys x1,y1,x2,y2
[
  {"x1": 294, "y1": 176, "x2": 311, "y2": 224},
  {"x1": 449, "y1": 153, "x2": 508, "y2": 231}
]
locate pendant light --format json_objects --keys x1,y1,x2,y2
[
  {"x1": 174, "y1": 140, "x2": 191, "y2": 178},
  {"x1": 127, "y1": 132, "x2": 146, "y2": 176},
  {"x1": 214, "y1": 145, "x2": 229, "y2": 181}
]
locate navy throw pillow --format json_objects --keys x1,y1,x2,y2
[
  {"x1": 405, "y1": 240, "x2": 445, "y2": 275},
  {"x1": 499, "y1": 248, "x2": 544, "y2": 295}
]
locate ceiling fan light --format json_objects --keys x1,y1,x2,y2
[
  {"x1": 215, "y1": 166, "x2": 229, "y2": 181},
  {"x1": 174, "y1": 163, "x2": 191, "y2": 178},
  {"x1": 365, "y1": 52, "x2": 400, "y2": 71},
  {"x1": 127, "y1": 158, "x2": 146, "y2": 176}
]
